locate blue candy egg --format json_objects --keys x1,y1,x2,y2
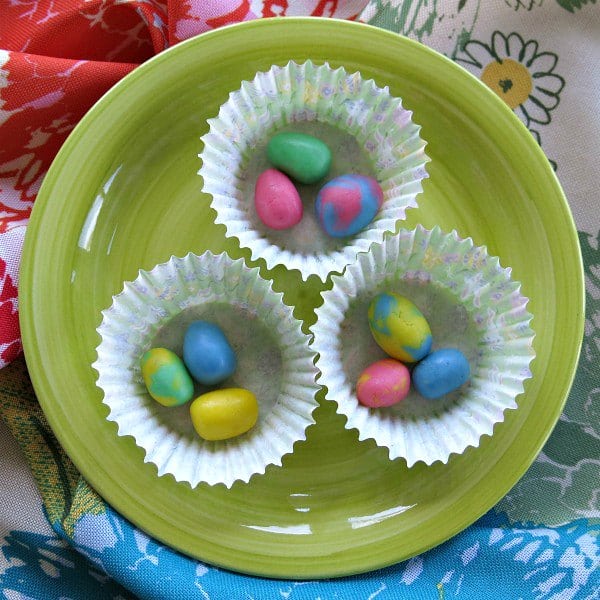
[
  {"x1": 183, "y1": 321, "x2": 236, "y2": 385},
  {"x1": 412, "y1": 348, "x2": 470, "y2": 400}
]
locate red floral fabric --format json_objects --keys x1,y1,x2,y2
[{"x1": 0, "y1": 0, "x2": 369, "y2": 369}]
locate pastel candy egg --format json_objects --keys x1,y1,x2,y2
[
  {"x1": 190, "y1": 388, "x2": 259, "y2": 441},
  {"x1": 356, "y1": 359, "x2": 411, "y2": 408},
  {"x1": 267, "y1": 132, "x2": 332, "y2": 184},
  {"x1": 183, "y1": 321, "x2": 236, "y2": 385},
  {"x1": 254, "y1": 168, "x2": 303, "y2": 230},
  {"x1": 368, "y1": 292, "x2": 432, "y2": 363},
  {"x1": 315, "y1": 174, "x2": 383, "y2": 238},
  {"x1": 140, "y1": 348, "x2": 194, "y2": 407},
  {"x1": 412, "y1": 348, "x2": 471, "y2": 400}
]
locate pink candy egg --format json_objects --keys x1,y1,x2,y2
[
  {"x1": 254, "y1": 168, "x2": 303, "y2": 230},
  {"x1": 356, "y1": 358, "x2": 411, "y2": 408}
]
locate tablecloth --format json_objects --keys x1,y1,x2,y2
[{"x1": 1, "y1": 1, "x2": 599, "y2": 598}]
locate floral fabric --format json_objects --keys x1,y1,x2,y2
[{"x1": 1, "y1": 1, "x2": 599, "y2": 599}]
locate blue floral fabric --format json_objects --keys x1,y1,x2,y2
[{"x1": 1, "y1": 508, "x2": 598, "y2": 599}]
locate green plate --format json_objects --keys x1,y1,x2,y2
[{"x1": 20, "y1": 18, "x2": 584, "y2": 579}]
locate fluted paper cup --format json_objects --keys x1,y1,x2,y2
[
  {"x1": 199, "y1": 60, "x2": 429, "y2": 282},
  {"x1": 93, "y1": 252, "x2": 319, "y2": 488},
  {"x1": 311, "y1": 225, "x2": 536, "y2": 466}
]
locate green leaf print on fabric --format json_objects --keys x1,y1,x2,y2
[
  {"x1": 365, "y1": 0, "x2": 440, "y2": 40},
  {"x1": 0, "y1": 358, "x2": 107, "y2": 536},
  {"x1": 555, "y1": 0, "x2": 597, "y2": 12},
  {"x1": 503, "y1": 0, "x2": 544, "y2": 10},
  {"x1": 363, "y1": 0, "x2": 482, "y2": 59},
  {"x1": 497, "y1": 230, "x2": 600, "y2": 526}
]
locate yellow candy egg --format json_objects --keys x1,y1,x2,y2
[{"x1": 190, "y1": 388, "x2": 258, "y2": 441}]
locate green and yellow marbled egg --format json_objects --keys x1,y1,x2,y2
[{"x1": 140, "y1": 348, "x2": 194, "y2": 407}]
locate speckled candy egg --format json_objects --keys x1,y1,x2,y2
[
  {"x1": 190, "y1": 388, "x2": 259, "y2": 441},
  {"x1": 140, "y1": 348, "x2": 194, "y2": 407},
  {"x1": 183, "y1": 321, "x2": 236, "y2": 385},
  {"x1": 368, "y1": 292, "x2": 432, "y2": 363},
  {"x1": 412, "y1": 348, "x2": 471, "y2": 400},
  {"x1": 315, "y1": 174, "x2": 383, "y2": 238},
  {"x1": 356, "y1": 359, "x2": 411, "y2": 408}
]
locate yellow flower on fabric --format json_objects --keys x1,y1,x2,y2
[
  {"x1": 456, "y1": 31, "x2": 565, "y2": 127},
  {"x1": 481, "y1": 59, "x2": 532, "y2": 108}
]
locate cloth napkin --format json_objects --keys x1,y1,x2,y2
[{"x1": 1, "y1": 1, "x2": 599, "y2": 598}]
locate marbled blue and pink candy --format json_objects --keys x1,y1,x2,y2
[{"x1": 315, "y1": 174, "x2": 383, "y2": 238}]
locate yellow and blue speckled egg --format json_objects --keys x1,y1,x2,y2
[
  {"x1": 367, "y1": 292, "x2": 432, "y2": 363},
  {"x1": 140, "y1": 348, "x2": 194, "y2": 407}
]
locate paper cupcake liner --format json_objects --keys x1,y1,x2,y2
[
  {"x1": 93, "y1": 252, "x2": 319, "y2": 488},
  {"x1": 311, "y1": 225, "x2": 536, "y2": 466},
  {"x1": 199, "y1": 60, "x2": 429, "y2": 282}
]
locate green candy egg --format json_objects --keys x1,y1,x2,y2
[
  {"x1": 140, "y1": 348, "x2": 194, "y2": 407},
  {"x1": 267, "y1": 132, "x2": 332, "y2": 184}
]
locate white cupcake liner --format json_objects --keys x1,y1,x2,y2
[
  {"x1": 199, "y1": 60, "x2": 429, "y2": 282},
  {"x1": 92, "y1": 252, "x2": 319, "y2": 488},
  {"x1": 311, "y1": 225, "x2": 536, "y2": 466}
]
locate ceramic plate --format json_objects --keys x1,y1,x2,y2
[{"x1": 20, "y1": 18, "x2": 584, "y2": 579}]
